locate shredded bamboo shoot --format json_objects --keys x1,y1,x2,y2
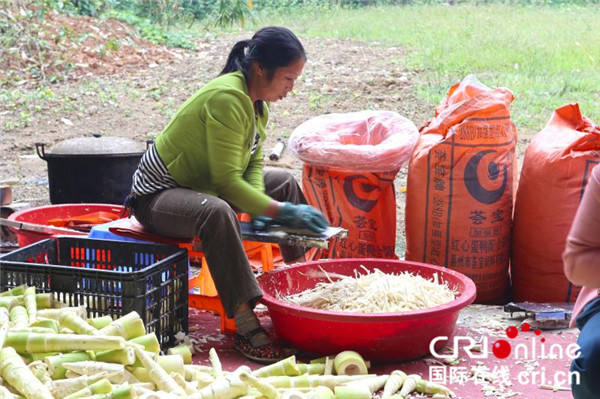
[{"x1": 279, "y1": 268, "x2": 457, "y2": 313}]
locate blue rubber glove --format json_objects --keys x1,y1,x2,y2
[
  {"x1": 252, "y1": 216, "x2": 275, "y2": 231},
  {"x1": 274, "y1": 202, "x2": 329, "y2": 234}
]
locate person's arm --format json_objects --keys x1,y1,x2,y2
[
  {"x1": 564, "y1": 165, "x2": 600, "y2": 288},
  {"x1": 243, "y1": 144, "x2": 265, "y2": 192},
  {"x1": 204, "y1": 92, "x2": 271, "y2": 216}
]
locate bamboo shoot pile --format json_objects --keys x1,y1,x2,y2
[
  {"x1": 279, "y1": 267, "x2": 457, "y2": 313},
  {"x1": 0, "y1": 286, "x2": 454, "y2": 398}
]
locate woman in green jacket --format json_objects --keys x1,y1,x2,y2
[{"x1": 128, "y1": 26, "x2": 329, "y2": 363}]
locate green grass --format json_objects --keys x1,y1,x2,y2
[{"x1": 250, "y1": 3, "x2": 600, "y2": 133}]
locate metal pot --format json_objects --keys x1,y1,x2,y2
[{"x1": 36, "y1": 135, "x2": 148, "y2": 205}]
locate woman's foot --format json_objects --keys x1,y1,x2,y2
[
  {"x1": 233, "y1": 308, "x2": 295, "y2": 364},
  {"x1": 233, "y1": 327, "x2": 295, "y2": 364}
]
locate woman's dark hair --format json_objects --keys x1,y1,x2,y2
[{"x1": 220, "y1": 26, "x2": 306, "y2": 115}]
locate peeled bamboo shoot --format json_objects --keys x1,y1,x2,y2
[{"x1": 0, "y1": 346, "x2": 54, "y2": 399}]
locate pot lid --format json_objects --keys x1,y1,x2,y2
[{"x1": 50, "y1": 135, "x2": 145, "y2": 155}]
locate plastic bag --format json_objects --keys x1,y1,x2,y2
[{"x1": 288, "y1": 110, "x2": 419, "y2": 172}]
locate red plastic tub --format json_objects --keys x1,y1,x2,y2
[
  {"x1": 7, "y1": 204, "x2": 124, "y2": 247},
  {"x1": 258, "y1": 259, "x2": 476, "y2": 362}
]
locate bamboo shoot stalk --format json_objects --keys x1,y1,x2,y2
[
  {"x1": 30, "y1": 319, "x2": 60, "y2": 333},
  {"x1": 132, "y1": 345, "x2": 185, "y2": 395},
  {"x1": 87, "y1": 316, "x2": 113, "y2": 330},
  {"x1": 85, "y1": 385, "x2": 132, "y2": 399},
  {"x1": 34, "y1": 293, "x2": 55, "y2": 309},
  {"x1": 184, "y1": 369, "x2": 215, "y2": 387},
  {"x1": 9, "y1": 327, "x2": 57, "y2": 334},
  {"x1": 171, "y1": 371, "x2": 197, "y2": 395},
  {"x1": 261, "y1": 375, "x2": 376, "y2": 389},
  {"x1": 398, "y1": 374, "x2": 421, "y2": 398},
  {"x1": 37, "y1": 307, "x2": 87, "y2": 321},
  {"x1": 99, "y1": 312, "x2": 146, "y2": 340},
  {"x1": 333, "y1": 385, "x2": 371, "y2": 399},
  {"x1": 126, "y1": 367, "x2": 152, "y2": 383},
  {"x1": 166, "y1": 344, "x2": 192, "y2": 364},
  {"x1": 0, "y1": 307, "x2": 9, "y2": 325},
  {"x1": 296, "y1": 364, "x2": 325, "y2": 375},
  {"x1": 52, "y1": 372, "x2": 113, "y2": 398},
  {"x1": 281, "y1": 391, "x2": 307, "y2": 399},
  {"x1": 28, "y1": 359, "x2": 52, "y2": 382},
  {"x1": 381, "y1": 370, "x2": 407, "y2": 398},
  {"x1": 209, "y1": 347, "x2": 222, "y2": 379},
  {"x1": 324, "y1": 357, "x2": 333, "y2": 376},
  {"x1": 156, "y1": 355, "x2": 184, "y2": 377},
  {"x1": 129, "y1": 334, "x2": 160, "y2": 354},
  {"x1": 63, "y1": 379, "x2": 113, "y2": 399},
  {"x1": 252, "y1": 356, "x2": 301, "y2": 378},
  {"x1": 333, "y1": 351, "x2": 368, "y2": 376},
  {"x1": 62, "y1": 362, "x2": 129, "y2": 384},
  {"x1": 187, "y1": 369, "x2": 249, "y2": 399},
  {"x1": 0, "y1": 385, "x2": 18, "y2": 399},
  {"x1": 23, "y1": 287, "x2": 37, "y2": 324},
  {"x1": 10, "y1": 306, "x2": 29, "y2": 329},
  {"x1": 344, "y1": 375, "x2": 389, "y2": 395},
  {"x1": 95, "y1": 347, "x2": 136, "y2": 366},
  {"x1": 0, "y1": 346, "x2": 54, "y2": 399},
  {"x1": 0, "y1": 285, "x2": 26, "y2": 297},
  {"x1": 0, "y1": 323, "x2": 8, "y2": 349},
  {"x1": 309, "y1": 356, "x2": 334, "y2": 365},
  {"x1": 239, "y1": 371, "x2": 280, "y2": 399},
  {"x1": 415, "y1": 380, "x2": 453, "y2": 397},
  {"x1": 0, "y1": 297, "x2": 18, "y2": 310},
  {"x1": 6, "y1": 332, "x2": 125, "y2": 353},
  {"x1": 306, "y1": 386, "x2": 335, "y2": 399},
  {"x1": 44, "y1": 351, "x2": 92, "y2": 380},
  {"x1": 59, "y1": 312, "x2": 99, "y2": 336}
]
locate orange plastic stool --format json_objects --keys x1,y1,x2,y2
[{"x1": 186, "y1": 238, "x2": 279, "y2": 334}]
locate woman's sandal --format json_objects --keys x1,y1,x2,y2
[{"x1": 233, "y1": 327, "x2": 296, "y2": 364}]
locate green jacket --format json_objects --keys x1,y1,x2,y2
[{"x1": 155, "y1": 71, "x2": 270, "y2": 216}]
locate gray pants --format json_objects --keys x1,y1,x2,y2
[{"x1": 132, "y1": 169, "x2": 307, "y2": 318}]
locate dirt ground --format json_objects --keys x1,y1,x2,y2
[{"x1": 0, "y1": 13, "x2": 439, "y2": 254}]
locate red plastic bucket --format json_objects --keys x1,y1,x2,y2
[
  {"x1": 258, "y1": 258, "x2": 476, "y2": 362},
  {"x1": 7, "y1": 204, "x2": 124, "y2": 247}
]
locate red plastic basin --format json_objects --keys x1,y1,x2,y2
[
  {"x1": 258, "y1": 258, "x2": 476, "y2": 362},
  {"x1": 7, "y1": 204, "x2": 124, "y2": 247}
]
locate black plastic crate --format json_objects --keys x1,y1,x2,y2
[{"x1": 0, "y1": 237, "x2": 188, "y2": 349}]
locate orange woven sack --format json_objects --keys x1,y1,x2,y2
[
  {"x1": 405, "y1": 75, "x2": 516, "y2": 304},
  {"x1": 302, "y1": 165, "x2": 399, "y2": 258},
  {"x1": 512, "y1": 104, "x2": 600, "y2": 303},
  {"x1": 290, "y1": 111, "x2": 419, "y2": 259}
]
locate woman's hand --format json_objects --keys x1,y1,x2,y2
[{"x1": 274, "y1": 202, "x2": 329, "y2": 234}]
